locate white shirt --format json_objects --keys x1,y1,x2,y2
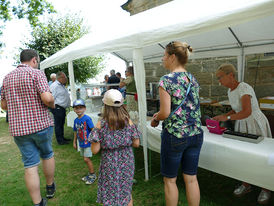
[{"x1": 228, "y1": 82, "x2": 272, "y2": 137}]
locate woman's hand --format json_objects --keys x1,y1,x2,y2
[
  {"x1": 152, "y1": 112, "x2": 159, "y2": 119},
  {"x1": 212, "y1": 115, "x2": 228, "y2": 122},
  {"x1": 151, "y1": 117, "x2": 160, "y2": 127}
]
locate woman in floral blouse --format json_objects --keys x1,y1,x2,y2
[{"x1": 151, "y1": 41, "x2": 203, "y2": 206}]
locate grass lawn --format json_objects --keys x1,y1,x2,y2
[{"x1": 0, "y1": 116, "x2": 272, "y2": 206}]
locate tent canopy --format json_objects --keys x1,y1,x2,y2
[
  {"x1": 40, "y1": 0, "x2": 274, "y2": 69},
  {"x1": 40, "y1": 0, "x2": 274, "y2": 180}
]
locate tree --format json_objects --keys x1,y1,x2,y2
[
  {"x1": 0, "y1": 0, "x2": 55, "y2": 48},
  {"x1": 24, "y1": 13, "x2": 104, "y2": 83}
]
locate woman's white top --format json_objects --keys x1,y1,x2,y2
[{"x1": 228, "y1": 82, "x2": 272, "y2": 137}]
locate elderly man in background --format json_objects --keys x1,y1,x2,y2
[
  {"x1": 50, "y1": 71, "x2": 71, "y2": 145},
  {"x1": 1, "y1": 49, "x2": 56, "y2": 206},
  {"x1": 48, "y1": 73, "x2": 56, "y2": 86}
]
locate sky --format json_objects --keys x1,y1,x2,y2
[{"x1": 0, "y1": 0, "x2": 130, "y2": 84}]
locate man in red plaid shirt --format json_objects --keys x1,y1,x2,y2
[{"x1": 1, "y1": 49, "x2": 56, "y2": 206}]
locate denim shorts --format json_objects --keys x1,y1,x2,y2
[
  {"x1": 160, "y1": 129, "x2": 203, "y2": 178},
  {"x1": 80, "y1": 146, "x2": 93, "y2": 157},
  {"x1": 14, "y1": 126, "x2": 54, "y2": 168}
]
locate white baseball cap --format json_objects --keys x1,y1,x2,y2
[{"x1": 102, "y1": 89, "x2": 124, "y2": 107}]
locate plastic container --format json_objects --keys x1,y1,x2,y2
[{"x1": 206, "y1": 119, "x2": 226, "y2": 134}]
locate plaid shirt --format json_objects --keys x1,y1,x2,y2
[{"x1": 1, "y1": 64, "x2": 53, "y2": 136}]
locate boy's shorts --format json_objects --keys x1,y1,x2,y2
[
  {"x1": 14, "y1": 126, "x2": 54, "y2": 168},
  {"x1": 160, "y1": 129, "x2": 203, "y2": 178},
  {"x1": 80, "y1": 147, "x2": 93, "y2": 157}
]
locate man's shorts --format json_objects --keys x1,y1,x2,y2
[
  {"x1": 14, "y1": 126, "x2": 54, "y2": 168},
  {"x1": 80, "y1": 146, "x2": 93, "y2": 157},
  {"x1": 160, "y1": 129, "x2": 203, "y2": 178}
]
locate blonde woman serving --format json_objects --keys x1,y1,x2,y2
[
  {"x1": 213, "y1": 63, "x2": 272, "y2": 205},
  {"x1": 151, "y1": 41, "x2": 203, "y2": 206}
]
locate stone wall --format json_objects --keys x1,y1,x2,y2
[
  {"x1": 144, "y1": 55, "x2": 274, "y2": 102},
  {"x1": 121, "y1": 0, "x2": 274, "y2": 101},
  {"x1": 245, "y1": 54, "x2": 274, "y2": 98}
]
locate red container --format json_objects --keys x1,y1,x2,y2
[{"x1": 206, "y1": 119, "x2": 226, "y2": 134}]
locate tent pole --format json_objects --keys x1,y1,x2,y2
[
  {"x1": 237, "y1": 48, "x2": 245, "y2": 82},
  {"x1": 237, "y1": 55, "x2": 242, "y2": 81},
  {"x1": 133, "y1": 48, "x2": 149, "y2": 181},
  {"x1": 241, "y1": 48, "x2": 245, "y2": 82},
  {"x1": 68, "y1": 61, "x2": 76, "y2": 102}
]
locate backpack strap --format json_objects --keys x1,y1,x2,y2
[{"x1": 168, "y1": 74, "x2": 192, "y2": 119}]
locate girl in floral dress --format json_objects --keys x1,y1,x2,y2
[{"x1": 88, "y1": 89, "x2": 140, "y2": 206}]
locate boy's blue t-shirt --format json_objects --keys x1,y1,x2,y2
[{"x1": 73, "y1": 114, "x2": 94, "y2": 148}]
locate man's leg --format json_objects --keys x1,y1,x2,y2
[
  {"x1": 60, "y1": 109, "x2": 66, "y2": 140},
  {"x1": 25, "y1": 166, "x2": 42, "y2": 205},
  {"x1": 42, "y1": 156, "x2": 55, "y2": 185},
  {"x1": 52, "y1": 107, "x2": 65, "y2": 144}
]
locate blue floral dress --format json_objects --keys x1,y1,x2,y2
[
  {"x1": 159, "y1": 72, "x2": 202, "y2": 138},
  {"x1": 88, "y1": 119, "x2": 141, "y2": 206}
]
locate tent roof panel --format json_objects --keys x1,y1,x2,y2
[{"x1": 40, "y1": 0, "x2": 274, "y2": 69}]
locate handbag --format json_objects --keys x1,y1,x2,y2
[{"x1": 167, "y1": 74, "x2": 192, "y2": 119}]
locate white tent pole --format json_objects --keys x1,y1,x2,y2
[
  {"x1": 237, "y1": 48, "x2": 245, "y2": 82},
  {"x1": 68, "y1": 61, "x2": 76, "y2": 102},
  {"x1": 241, "y1": 49, "x2": 245, "y2": 82},
  {"x1": 133, "y1": 48, "x2": 149, "y2": 181},
  {"x1": 237, "y1": 55, "x2": 242, "y2": 81}
]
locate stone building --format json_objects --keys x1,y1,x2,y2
[
  {"x1": 122, "y1": 0, "x2": 172, "y2": 15},
  {"x1": 121, "y1": 0, "x2": 274, "y2": 131},
  {"x1": 122, "y1": 0, "x2": 274, "y2": 101}
]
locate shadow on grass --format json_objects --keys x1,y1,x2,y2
[
  {"x1": 134, "y1": 148, "x2": 274, "y2": 206},
  {"x1": 0, "y1": 117, "x2": 273, "y2": 205}
]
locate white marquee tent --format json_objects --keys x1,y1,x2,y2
[{"x1": 41, "y1": 0, "x2": 274, "y2": 180}]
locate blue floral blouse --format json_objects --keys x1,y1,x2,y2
[{"x1": 159, "y1": 72, "x2": 202, "y2": 138}]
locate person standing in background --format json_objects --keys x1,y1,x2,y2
[
  {"x1": 116, "y1": 72, "x2": 126, "y2": 98},
  {"x1": 116, "y1": 72, "x2": 123, "y2": 80},
  {"x1": 101, "y1": 74, "x2": 109, "y2": 96},
  {"x1": 1, "y1": 49, "x2": 56, "y2": 206},
  {"x1": 48, "y1": 73, "x2": 56, "y2": 86},
  {"x1": 50, "y1": 71, "x2": 71, "y2": 145},
  {"x1": 120, "y1": 66, "x2": 138, "y2": 113},
  {"x1": 107, "y1": 69, "x2": 120, "y2": 90}
]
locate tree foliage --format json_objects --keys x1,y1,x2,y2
[
  {"x1": 24, "y1": 13, "x2": 104, "y2": 83},
  {"x1": 0, "y1": 0, "x2": 55, "y2": 47}
]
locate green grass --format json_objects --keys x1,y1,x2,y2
[{"x1": 0, "y1": 116, "x2": 273, "y2": 206}]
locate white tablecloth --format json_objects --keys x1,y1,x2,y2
[{"x1": 67, "y1": 111, "x2": 274, "y2": 190}]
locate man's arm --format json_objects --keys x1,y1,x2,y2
[
  {"x1": 1, "y1": 99, "x2": 7, "y2": 110},
  {"x1": 40, "y1": 92, "x2": 55, "y2": 108}
]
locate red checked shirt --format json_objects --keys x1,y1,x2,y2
[{"x1": 1, "y1": 64, "x2": 53, "y2": 137}]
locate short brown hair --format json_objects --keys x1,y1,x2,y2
[{"x1": 20, "y1": 49, "x2": 38, "y2": 62}]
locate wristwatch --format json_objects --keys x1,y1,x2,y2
[{"x1": 227, "y1": 116, "x2": 231, "y2": 120}]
